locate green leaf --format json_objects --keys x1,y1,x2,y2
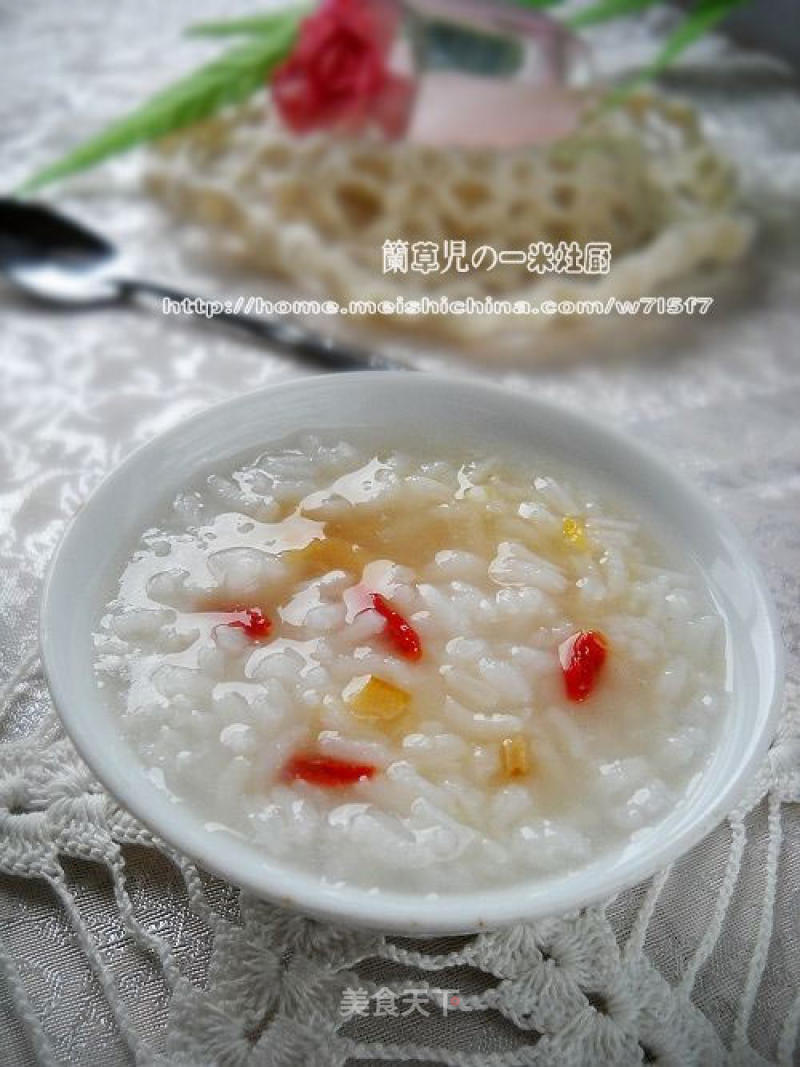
[
  {"x1": 18, "y1": 15, "x2": 300, "y2": 193},
  {"x1": 185, "y1": 8, "x2": 308, "y2": 38},
  {"x1": 509, "y1": 1, "x2": 566, "y2": 8},
  {"x1": 601, "y1": 0, "x2": 749, "y2": 104},
  {"x1": 568, "y1": 0, "x2": 659, "y2": 30},
  {"x1": 645, "y1": 0, "x2": 747, "y2": 75}
]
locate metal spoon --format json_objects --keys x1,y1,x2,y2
[{"x1": 0, "y1": 198, "x2": 407, "y2": 371}]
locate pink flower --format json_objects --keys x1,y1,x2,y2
[{"x1": 271, "y1": 0, "x2": 414, "y2": 137}]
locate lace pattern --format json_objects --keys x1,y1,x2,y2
[
  {"x1": 146, "y1": 90, "x2": 752, "y2": 346},
  {"x1": 2, "y1": 677, "x2": 798, "y2": 1065}
]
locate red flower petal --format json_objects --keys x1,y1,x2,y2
[{"x1": 271, "y1": 0, "x2": 413, "y2": 137}]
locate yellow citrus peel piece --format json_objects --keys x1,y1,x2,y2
[
  {"x1": 562, "y1": 516, "x2": 588, "y2": 550},
  {"x1": 500, "y1": 735, "x2": 531, "y2": 779},
  {"x1": 345, "y1": 674, "x2": 411, "y2": 721}
]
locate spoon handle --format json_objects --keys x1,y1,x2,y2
[{"x1": 119, "y1": 278, "x2": 410, "y2": 372}]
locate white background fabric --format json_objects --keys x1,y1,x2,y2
[{"x1": 1, "y1": 3, "x2": 799, "y2": 1064}]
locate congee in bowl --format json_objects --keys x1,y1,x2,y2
[{"x1": 93, "y1": 433, "x2": 727, "y2": 893}]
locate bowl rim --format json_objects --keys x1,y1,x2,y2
[{"x1": 40, "y1": 371, "x2": 785, "y2": 933}]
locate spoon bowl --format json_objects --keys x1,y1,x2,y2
[
  {"x1": 0, "y1": 197, "x2": 121, "y2": 305},
  {"x1": 0, "y1": 198, "x2": 405, "y2": 369}
]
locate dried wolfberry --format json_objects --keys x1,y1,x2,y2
[
  {"x1": 228, "y1": 608, "x2": 272, "y2": 640},
  {"x1": 283, "y1": 753, "x2": 376, "y2": 787},
  {"x1": 559, "y1": 630, "x2": 608, "y2": 702},
  {"x1": 371, "y1": 593, "x2": 422, "y2": 661}
]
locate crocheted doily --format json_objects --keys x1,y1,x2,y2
[{"x1": 147, "y1": 90, "x2": 753, "y2": 342}]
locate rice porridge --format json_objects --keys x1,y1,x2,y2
[{"x1": 93, "y1": 435, "x2": 727, "y2": 892}]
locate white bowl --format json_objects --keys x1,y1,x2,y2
[{"x1": 40, "y1": 373, "x2": 784, "y2": 933}]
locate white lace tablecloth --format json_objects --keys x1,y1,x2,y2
[{"x1": 2, "y1": 3, "x2": 799, "y2": 1064}]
